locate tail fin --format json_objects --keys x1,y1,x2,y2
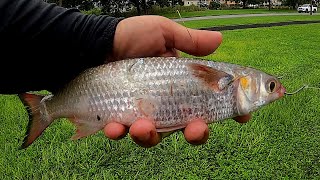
[{"x1": 19, "y1": 93, "x2": 54, "y2": 149}]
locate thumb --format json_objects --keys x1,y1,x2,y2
[{"x1": 161, "y1": 18, "x2": 223, "y2": 56}]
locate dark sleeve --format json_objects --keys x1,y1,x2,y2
[{"x1": 0, "y1": 0, "x2": 122, "y2": 94}]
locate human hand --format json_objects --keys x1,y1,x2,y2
[
  {"x1": 104, "y1": 15, "x2": 251, "y2": 148},
  {"x1": 109, "y1": 15, "x2": 222, "y2": 60}
]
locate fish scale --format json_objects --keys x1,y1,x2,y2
[
  {"x1": 48, "y1": 57, "x2": 237, "y2": 127},
  {"x1": 19, "y1": 57, "x2": 286, "y2": 148}
]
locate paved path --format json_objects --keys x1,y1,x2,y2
[
  {"x1": 172, "y1": 13, "x2": 320, "y2": 22},
  {"x1": 199, "y1": 20, "x2": 320, "y2": 31}
]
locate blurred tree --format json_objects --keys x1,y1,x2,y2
[
  {"x1": 172, "y1": 0, "x2": 184, "y2": 6},
  {"x1": 209, "y1": 1, "x2": 221, "y2": 9},
  {"x1": 100, "y1": 0, "x2": 130, "y2": 16},
  {"x1": 141, "y1": 0, "x2": 147, "y2": 14},
  {"x1": 281, "y1": 0, "x2": 310, "y2": 9},
  {"x1": 156, "y1": 0, "x2": 170, "y2": 7},
  {"x1": 130, "y1": 0, "x2": 141, "y2": 14},
  {"x1": 129, "y1": 0, "x2": 155, "y2": 15}
]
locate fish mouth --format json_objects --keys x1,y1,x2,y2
[{"x1": 278, "y1": 84, "x2": 286, "y2": 98}]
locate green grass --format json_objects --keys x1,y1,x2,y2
[
  {"x1": 180, "y1": 14, "x2": 320, "y2": 29},
  {"x1": 164, "y1": 9, "x2": 296, "y2": 19},
  {"x1": 1, "y1": 20, "x2": 320, "y2": 179}
]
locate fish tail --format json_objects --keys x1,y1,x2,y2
[{"x1": 19, "y1": 93, "x2": 54, "y2": 149}]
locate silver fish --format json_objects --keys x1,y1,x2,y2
[{"x1": 19, "y1": 57, "x2": 286, "y2": 148}]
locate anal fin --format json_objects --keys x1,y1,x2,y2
[
  {"x1": 156, "y1": 125, "x2": 186, "y2": 133},
  {"x1": 69, "y1": 117, "x2": 103, "y2": 140},
  {"x1": 159, "y1": 131, "x2": 177, "y2": 139}
]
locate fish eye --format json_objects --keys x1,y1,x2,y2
[{"x1": 266, "y1": 80, "x2": 277, "y2": 93}]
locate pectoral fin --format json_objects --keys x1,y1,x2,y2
[{"x1": 188, "y1": 63, "x2": 234, "y2": 92}]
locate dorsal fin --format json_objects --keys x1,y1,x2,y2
[{"x1": 187, "y1": 63, "x2": 234, "y2": 92}]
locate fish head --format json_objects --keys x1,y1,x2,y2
[{"x1": 234, "y1": 68, "x2": 286, "y2": 115}]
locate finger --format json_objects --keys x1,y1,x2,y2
[
  {"x1": 233, "y1": 114, "x2": 252, "y2": 124},
  {"x1": 104, "y1": 122, "x2": 128, "y2": 140},
  {"x1": 161, "y1": 48, "x2": 180, "y2": 57},
  {"x1": 183, "y1": 119, "x2": 209, "y2": 145},
  {"x1": 161, "y1": 18, "x2": 223, "y2": 56},
  {"x1": 129, "y1": 118, "x2": 161, "y2": 148}
]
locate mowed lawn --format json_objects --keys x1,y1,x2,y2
[
  {"x1": 163, "y1": 8, "x2": 296, "y2": 19},
  {"x1": 0, "y1": 17, "x2": 320, "y2": 179}
]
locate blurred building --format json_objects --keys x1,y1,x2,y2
[
  {"x1": 183, "y1": 0, "x2": 212, "y2": 7},
  {"x1": 182, "y1": 0, "x2": 283, "y2": 7}
]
